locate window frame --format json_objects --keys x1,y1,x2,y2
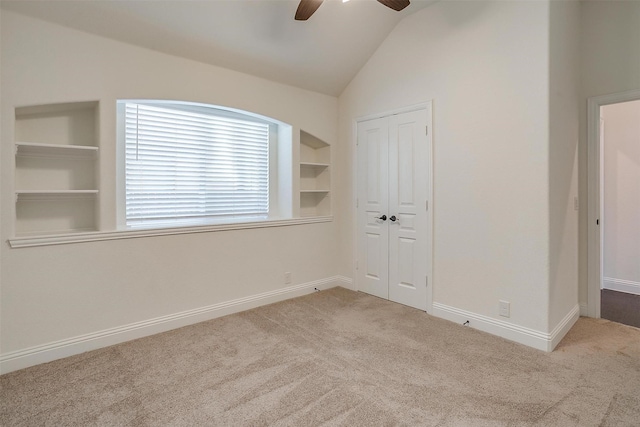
[{"x1": 116, "y1": 100, "x2": 291, "y2": 231}]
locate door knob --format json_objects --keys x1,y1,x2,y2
[
  {"x1": 390, "y1": 215, "x2": 399, "y2": 223},
  {"x1": 375, "y1": 215, "x2": 387, "y2": 221}
]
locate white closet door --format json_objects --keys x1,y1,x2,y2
[
  {"x1": 388, "y1": 110, "x2": 429, "y2": 310},
  {"x1": 357, "y1": 106, "x2": 431, "y2": 312},
  {"x1": 357, "y1": 117, "x2": 389, "y2": 300}
]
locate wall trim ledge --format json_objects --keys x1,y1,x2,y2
[
  {"x1": 432, "y1": 302, "x2": 580, "y2": 352},
  {"x1": 0, "y1": 275, "x2": 352, "y2": 374},
  {"x1": 8, "y1": 216, "x2": 333, "y2": 248}
]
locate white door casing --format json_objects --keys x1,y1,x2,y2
[
  {"x1": 587, "y1": 90, "x2": 640, "y2": 318},
  {"x1": 356, "y1": 105, "x2": 432, "y2": 311}
]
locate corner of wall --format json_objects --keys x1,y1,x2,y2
[{"x1": 548, "y1": 0, "x2": 580, "y2": 332}]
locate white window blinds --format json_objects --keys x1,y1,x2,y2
[{"x1": 124, "y1": 102, "x2": 269, "y2": 227}]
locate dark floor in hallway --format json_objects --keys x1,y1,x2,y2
[{"x1": 601, "y1": 289, "x2": 640, "y2": 328}]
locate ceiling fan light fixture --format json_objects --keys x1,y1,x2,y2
[
  {"x1": 377, "y1": 0, "x2": 411, "y2": 12},
  {"x1": 295, "y1": 0, "x2": 324, "y2": 21},
  {"x1": 296, "y1": 0, "x2": 409, "y2": 21}
]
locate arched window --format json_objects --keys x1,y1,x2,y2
[{"x1": 117, "y1": 100, "x2": 290, "y2": 229}]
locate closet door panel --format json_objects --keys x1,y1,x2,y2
[
  {"x1": 357, "y1": 117, "x2": 389, "y2": 300},
  {"x1": 388, "y1": 110, "x2": 429, "y2": 310}
]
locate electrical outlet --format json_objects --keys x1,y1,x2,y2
[
  {"x1": 284, "y1": 272, "x2": 291, "y2": 284},
  {"x1": 499, "y1": 300, "x2": 510, "y2": 318}
]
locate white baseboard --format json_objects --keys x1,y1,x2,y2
[
  {"x1": 431, "y1": 302, "x2": 580, "y2": 352},
  {"x1": 549, "y1": 305, "x2": 581, "y2": 351},
  {"x1": 334, "y1": 275, "x2": 355, "y2": 290},
  {"x1": 603, "y1": 277, "x2": 640, "y2": 296},
  {"x1": 579, "y1": 303, "x2": 589, "y2": 317},
  {"x1": 0, "y1": 276, "x2": 352, "y2": 374}
]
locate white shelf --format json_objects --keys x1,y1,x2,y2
[
  {"x1": 16, "y1": 142, "x2": 98, "y2": 157},
  {"x1": 299, "y1": 130, "x2": 331, "y2": 217},
  {"x1": 13, "y1": 101, "x2": 100, "y2": 237},
  {"x1": 16, "y1": 190, "x2": 99, "y2": 202},
  {"x1": 299, "y1": 131, "x2": 329, "y2": 150},
  {"x1": 17, "y1": 190, "x2": 99, "y2": 195},
  {"x1": 300, "y1": 162, "x2": 329, "y2": 168}
]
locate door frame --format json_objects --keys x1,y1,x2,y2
[
  {"x1": 587, "y1": 89, "x2": 640, "y2": 318},
  {"x1": 352, "y1": 101, "x2": 434, "y2": 313}
]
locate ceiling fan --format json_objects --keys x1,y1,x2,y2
[{"x1": 295, "y1": 0, "x2": 410, "y2": 21}]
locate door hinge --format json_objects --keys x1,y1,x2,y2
[
  {"x1": 426, "y1": 200, "x2": 429, "y2": 211},
  {"x1": 597, "y1": 219, "x2": 599, "y2": 225},
  {"x1": 426, "y1": 125, "x2": 429, "y2": 136}
]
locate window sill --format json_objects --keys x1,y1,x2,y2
[{"x1": 8, "y1": 216, "x2": 333, "y2": 248}]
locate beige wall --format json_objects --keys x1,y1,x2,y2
[
  {"x1": 578, "y1": 1, "x2": 640, "y2": 307},
  {"x1": 1, "y1": 12, "x2": 339, "y2": 357},
  {"x1": 338, "y1": 1, "x2": 553, "y2": 332},
  {"x1": 548, "y1": 0, "x2": 580, "y2": 331},
  {"x1": 601, "y1": 100, "x2": 640, "y2": 294}
]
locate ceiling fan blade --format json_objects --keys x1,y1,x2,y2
[
  {"x1": 377, "y1": 0, "x2": 410, "y2": 12},
  {"x1": 295, "y1": 0, "x2": 324, "y2": 21}
]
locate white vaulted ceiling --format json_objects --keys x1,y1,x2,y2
[{"x1": 0, "y1": 0, "x2": 436, "y2": 96}]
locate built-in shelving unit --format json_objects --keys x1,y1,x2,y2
[
  {"x1": 299, "y1": 130, "x2": 330, "y2": 217},
  {"x1": 14, "y1": 101, "x2": 99, "y2": 236}
]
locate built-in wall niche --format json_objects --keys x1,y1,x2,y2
[
  {"x1": 299, "y1": 130, "x2": 330, "y2": 217},
  {"x1": 14, "y1": 102, "x2": 99, "y2": 236},
  {"x1": 15, "y1": 193, "x2": 97, "y2": 236}
]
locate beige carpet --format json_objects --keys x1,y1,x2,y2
[{"x1": 1, "y1": 287, "x2": 639, "y2": 426}]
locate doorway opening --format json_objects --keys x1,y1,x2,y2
[{"x1": 587, "y1": 90, "x2": 640, "y2": 327}]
